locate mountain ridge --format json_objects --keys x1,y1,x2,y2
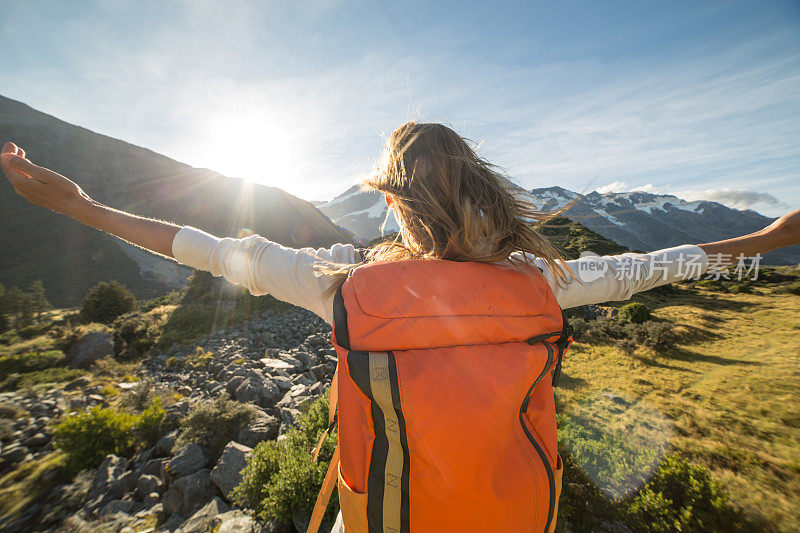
[
  {"x1": 318, "y1": 183, "x2": 800, "y2": 265},
  {"x1": 0, "y1": 95, "x2": 355, "y2": 306}
]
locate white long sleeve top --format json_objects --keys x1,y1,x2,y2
[{"x1": 170, "y1": 227, "x2": 709, "y2": 326}]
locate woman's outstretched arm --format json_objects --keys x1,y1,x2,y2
[
  {"x1": 1, "y1": 142, "x2": 181, "y2": 259},
  {"x1": 1, "y1": 141, "x2": 360, "y2": 325},
  {"x1": 696, "y1": 209, "x2": 800, "y2": 264},
  {"x1": 532, "y1": 208, "x2": 800, "y2": 309}
]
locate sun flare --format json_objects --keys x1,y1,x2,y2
[{"x1": 199, "y1": 110, "x2": 297, "y2": 186}]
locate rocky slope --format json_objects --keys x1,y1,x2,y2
[
  {"x1": 0, "y1": 95, "x2": 354, "y2": 307},
  {"x1": 0, "y1": 307, "x2": 334, "y2": 533},
  {"x1": 318, "y1": 184, "x2": 800, "y2": 264}
]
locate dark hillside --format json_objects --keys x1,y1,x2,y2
[{"x1": 0, "y1": 95, "x2": 354, "y2": 307}]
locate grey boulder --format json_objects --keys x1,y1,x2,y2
[
  {"x1": 236, "y1": 415, "x2": 280, "y2": 447},
  {"x1": 235, "y1": 378, "x2": 281, "y2": 407},
  {"x1": 213, "y1": 510, "x2": 271, "y2": 533},
  {"x1": 88, "y1": 455, "x2": 129, "y2": 500},
  {"x1": 155, "y1": 429, "x2": 179, "y2": 457},
  {"x1": 181, "y1": 496, "x2": 230, "y2": 532},
  {"x1": 67, "y1": 332, "x2": 114, "y2": 369},
  {"x1": 211, "y1": 442, "x2": 252, "y2": 499},
  {"x1": 162, "y1": 469, "x2": 216, "y2": 518},
  {"x1": 167, "y1": 443, "x2": 209, "y2": 477},
  {"x1": 136, "y1": 473, "x2": 163, "y2": 496}
]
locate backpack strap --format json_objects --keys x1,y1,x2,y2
[
  {"x1": 550, "y1": 308, "x2": 573, "y2": 387},
  {"x1": 525, "y1": 307, "x2": 573, "y2": 388},
  {"x1": 306, "y1": 444, "x2": 340, "y2": 533},
  {"x1": 306, "y1": 366, "x2": 339, "y2": 533},
  {"x1": 311, "y1": 364, "x2": 338, "y2": 461},
  {"x1": 311, "y1": 278, "x2": 349, "y2": 459},
  {"x1": 307, "y1": 281, "x2": 352, "y2": 533}
]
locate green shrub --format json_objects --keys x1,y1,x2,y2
[
  {"x1": 53, "y1": 406, "x2": 139, "y2": 473},
  {"x1": 0, "y1": 313, "x2": 9, "y2": 334},
  {"x1": 0, "y1": 350, "x2": 66, "y2": 381},
  {"x1": 555, "y1": 449, "x2": 619, "y2": 531},
  {"x1": 630, "y1": 321, "x2": 676, "y2": 355},
  {"x1": 158, "y1": 302, "x2": 231, "y2": 346},
  {"x1": 695, "y1": 279, "x2": 724, "y2": 291},
  {"x1": 568, "y1": 317, "x2": 590, "y2": 341},
  {"x1": 113, "y1": 312, "x2": 158, "y2": 355},
  {"x1": 619, "y1": 302, "x2": 651, "y2": 324},
  {"x1": 80, "y1": 281, "x2": 137, "y2": 324},
  {"x1": 556, "y1": 411, "x2": 747, "y2": 531},
  {"x1": 233, "y1": 391, "x2": 338, "y2": 528},
  {"x1": 157, "y1": 272, "x2": 294, "y2": 347},
  {"x1": 53, "y1": 400, "x2": 165, "y2": 474},
  {"x1": 174, "y1": 396, "x2": 257, "y2": 460},
  {"x1": 622, "y1": 455, "x2": 742, "y2": 532},
  {"x1": 165, "y1": 356, "x2": 184, "y2": 369},
  {"x1": 135, "y1": 398, "x2": 166, "y2": 448},
  {"x1": 616, "y1": 339, "x2": 637, "y2": 357},
  {"x1": 588, "y1": 317, "x2": 631, "y2": 341},
  {"x1": 727, "y1": 283, "x2": 752, "y2": 294},
  {"x1": 558, "y1": 414, "x2": 660, "y2": 500},
  {"x1": 141, "y1": 290, "x2": 183, "y2": 312}
]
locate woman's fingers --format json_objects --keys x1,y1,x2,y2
[
  {"x1": 0, "y1": 153, "x2": 29, "y2": 186},
  {"x1": 6, "y1": 155, "x2": 51, "y2": 184},
  {"x1": 1, "y1": 153, "x2": 48, "y2": 203},
  {"x1": 1, "y1": 142, "x2": 24, "y2": 157},
  {"x1": 0, "y1": 149, "x2": 86, "y2": 213}
]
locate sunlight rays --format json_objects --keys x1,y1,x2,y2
[{"x1": 195, "y1": 110, "x2": 297, "y2": 188}]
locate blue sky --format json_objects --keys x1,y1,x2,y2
[{"x1": 1, "y1": 0, "x2": 798, "y2": 216}]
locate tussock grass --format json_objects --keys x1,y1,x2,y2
[{"x1": 557, "y1": 283, "x2": 800, "y2": 530}]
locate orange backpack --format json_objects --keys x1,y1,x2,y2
[{"x1": 307, "y1": 258, "x2": 573, "y2": 533}]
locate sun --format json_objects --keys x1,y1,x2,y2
[{"x1": 199, "y1": 110, "x2": 297, "y2": 186}]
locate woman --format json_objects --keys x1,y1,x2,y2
[{"x1": 2, "y1": 123, "x2": 798, "y2": 532}]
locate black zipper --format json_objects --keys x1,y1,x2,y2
[{"x1": 519, "y1": 341, "x2": 556, "y2": 533}]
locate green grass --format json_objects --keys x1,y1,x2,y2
[
  {"x1": 0, "y1": 350, "x2": 66, "y2": 381},
  {"x1": 4, "y1": 367, "x2": 86, "y2": 390},
  {"x1": 0, "y1": 453, "x2": 70, "y2": 524},
  {"x1": 556, "y1": 280, "x2": 800, "y2": 531}
]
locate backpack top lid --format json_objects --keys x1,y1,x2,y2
[{"x1": 334, "y1": 258, "x2": 564, "y2": 352}]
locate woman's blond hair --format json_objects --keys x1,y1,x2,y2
[{"x1": 316, "y1": 121, "x2": 575, "y2": 298}]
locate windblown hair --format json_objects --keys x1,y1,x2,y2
[{"x1": 316, "y1": 121, "x2": 575, "y2": 299}]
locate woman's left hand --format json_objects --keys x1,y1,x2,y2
[
  {"x1": 0, "y1": 142, "x2": 91, "y2": 216},
  {"x1": 763, "y1": 209, "x2": 800, "y2": 249}
]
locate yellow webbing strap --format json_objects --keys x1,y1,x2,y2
[
  {"x1": 307, "y1": 364, "x2": 340, "y2": 533},
  {"x1": 306, "y1": 444, "x2": 340, "y2": 533},
  {"x1": 311, "y1": 365, "x2": 338, "y2": 461},
  {"x1": 369, "y1": 351, "x2": 403, "y2": 532}
]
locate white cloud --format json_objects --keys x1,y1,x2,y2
[
  {"x1": 593, "y1": 181, "x2": 784, "y2": 214},
  {"x1": 596, "y1": 181, "x2": 629, "y2": 193},
  {"x1": 678, "y1": 188, "x2": 782, "y2": 211}
]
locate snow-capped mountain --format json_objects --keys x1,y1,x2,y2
[
  {"x1": 318, "y1": 184, "x2": 800, "y2": 265},
  {"x1": 317, "y1": 185, "x2": 400, "y2": 242}
]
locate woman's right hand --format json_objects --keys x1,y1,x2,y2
[{"x1": 1, "y1": 142, "x2": 91, "y2": 216}]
